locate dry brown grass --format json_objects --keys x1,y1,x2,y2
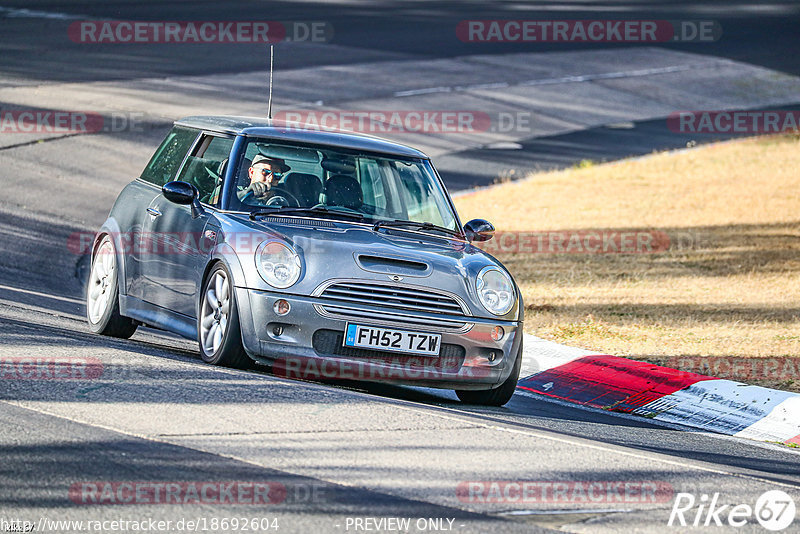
[{"x1": 453, "y1": 134, "x2": 800, "y2": 391}]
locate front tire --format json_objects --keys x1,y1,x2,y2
[
  {"x1": 198, "y1": 264, "x2": 250, "y2": 369},
  {"x1": 455, "y1": 337, "x2": 522, "y2": 406},
  {"x1": 86, "y1": 235, "x2": 137, "y2": 338}
]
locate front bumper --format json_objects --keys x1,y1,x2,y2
[{"x1": 236, "y1": 287, "x2": 522, "y2": 390}]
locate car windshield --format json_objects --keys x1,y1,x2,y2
[{"x1": 229, "y1": 140, "x2": 459, "y2": 232}]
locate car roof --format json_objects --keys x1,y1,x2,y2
[{"x1": 175, "y1": 116, "x2": 429, "y2": 159}]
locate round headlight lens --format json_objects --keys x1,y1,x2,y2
[
  {"x1": 476, "y1": 267, "x2": 515, "y2": 316},
  {"x1": 255, "y1": 241, "x2": 301, "y2": 288}
]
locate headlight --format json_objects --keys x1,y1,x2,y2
[
  {"x1": 476, "y1": 266, "x2": 515, "y2": 316},
  {"x1": 255, "y1": 241, "x2": 301, "y2": 288}
]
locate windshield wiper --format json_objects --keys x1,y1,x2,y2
[
  {"x1": 250, "y1": 209, "x2": 462, "y2": 237},
  {"x1": 249, "y1": 206, "x2": 368, "y2": 222},
  {"x1": 372, "y1": 219, "x2": 462, "y2": 238}
]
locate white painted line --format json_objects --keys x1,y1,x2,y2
[
  {"x1": 518, "y1": 65, "x2": 694, "y2": 86},
  {"x1": 500, "y1": 509, "x2": 634, "y2": 516},
  {"x1": 0, "y1": 283, "x2": 83, "y2": 305},
  {"x1": 13, "y1": 394, "x2": 800, "y2": 518},
  {"x1": 484, "y1": 142, "x2": 523, "y2": 150},
  {"x1": 12, "y1": 389, "x2": 800, "y2": 489},
  {"x1": 393, "y1": 86, "x2": 453, "y2": 97},
  {"x1": 0, "y1": 296, "x2": 84, "y2": 323},
  {"x1": 455, "y1": 82, "x2": 510, "y2": 91},
  {"x1": 0, "y1": 6, "x2": 86, "y2": 20},
  {"x1": 393, "y1": 64, "x2": 696, "y2": 99},
  {"x1": 418, "y1": 401, "x2": 800, "y2": 482}
]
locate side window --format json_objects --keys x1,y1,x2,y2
[
  {"x1": 176, "y1": 134, "x2": 234, "y2": 206},
  {"x1": 139, "y1": 126, "x2": 198, "y2": 186}
]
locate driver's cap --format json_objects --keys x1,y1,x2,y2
[{"x1": 251, "y1": 155, "x2": 291, "y2": 173}]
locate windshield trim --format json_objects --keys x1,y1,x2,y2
[
  {"x1": 224, "y1": 136, "x2": 462, "y2": 232},
  {"x1": 235, "y1": 211, "x2": 468, "y2": 242},
  {"x1": 428, "y1": 161, "x2": 465, "y2": 238}
]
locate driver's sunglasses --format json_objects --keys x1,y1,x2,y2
[{"x1": 260, "y1": 168, "x2": 282, "y2": 179}]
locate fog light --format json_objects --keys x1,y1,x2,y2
[
  {"x1": 490, "y1": 326, "x2": 504, "y2": 341},
  {"x1": 273, "y1": 325, "x2": 284, "y2": 337},
  {"x1": 488, "y1": 351, "x2": 497, "y2": 362},
  {"x1": 273, "y1": 299, "x2": 291, "y2": 316}
]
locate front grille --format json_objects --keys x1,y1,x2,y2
[
  {"x1": 315, "y1": 304, "x2": 469, "y2": 331},
  {"x1": 318, "y1": 281, "x2": 467, "y2": 316},
  {"x1": 312, "y1": 329, "x2": 465, "y2": 371}
]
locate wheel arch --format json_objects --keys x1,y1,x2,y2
[{"x1": 200, "y1": 244, "x2": 258, "y2": 357}]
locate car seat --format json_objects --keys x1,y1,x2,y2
[
  {"x1": 282, "y1": 172, "x2": 322, "y2": 207},
  {"x1": 201, "y1": 158, "x2": 227, "y2": 205},
  {"x1": 324, "y1": 175, "x2": 363, "y2": 210},
  {"x1": 181, "y1": 156, "x2": 220, "y2": 201}
]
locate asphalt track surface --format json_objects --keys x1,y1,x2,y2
[
  {"x1": 1, "y1": 1, "x2": 800, "y2": 533},
  {"x1": 2, "y1": 0, "x2": 800, "y2": 185}
]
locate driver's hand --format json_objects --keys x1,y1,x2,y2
[{"x1": 250, "y1": 182, "x2": 269, "y2": 198}]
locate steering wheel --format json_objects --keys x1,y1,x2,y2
[{"x1": 262, "y1": 187, "x2": 300, "y2": 208}]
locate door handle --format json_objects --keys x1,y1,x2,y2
[{"x1": 146, "y1": 207, "x2": 162, "y2": 217}]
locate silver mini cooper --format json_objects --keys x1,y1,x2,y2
[{"x1": 87, "y1": 116, "x2": 523, "y2": 405}]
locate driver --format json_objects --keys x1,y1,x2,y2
[{"x1": 237, "y1": 155, "x2": 291, "y2": 205}]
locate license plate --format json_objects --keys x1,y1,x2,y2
[{"x1": 344, "y1": 324, "x2": 441, "y2": 356}]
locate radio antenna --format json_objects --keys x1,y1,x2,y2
[{"x1": 267, "y1": 45, "x2": 274, "y2": 120}]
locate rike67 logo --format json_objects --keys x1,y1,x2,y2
[{"x1": 669, "y1": 490, "x2": 796, "y2": 531}]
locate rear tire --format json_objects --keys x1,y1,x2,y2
[
  {"x1": 455, "y1": 337, "x2": 522, "y2": 406},
  {"x1": 86, "y1": 235, "x2": 137, "y2": 339},
  {"x1": 198, "y1": 263, "x2": 251, "y2": 369}
]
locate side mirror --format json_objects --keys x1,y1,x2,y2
[
  {"x1": 162, "y1": 181, "x2": 205, "y2": 218},
  {"x1": 464, "y1": 219, "x2": 495, "y2": 242},
  {"x1": 162, "y1": 181, "x2": 197, "y2": 204}
]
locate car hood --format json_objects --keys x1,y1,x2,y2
[{"x1": 219, "y1": 214, "x2": 519, "y2": 320}]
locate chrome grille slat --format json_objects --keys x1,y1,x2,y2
[
  {"x1": 322, "y1": 296, "x2": 460, "y2": 315},
  {"x1": 318, "y1": 281, "x2": 468, "y2": 317},
  {"x1": 324, "y1": 285, "x2": 458, "y2": 304},
  {"x1": 317, "y1": 305, "x2": 468, "y2": 330},
  {"x1": 337, "y1": 283, "x2": 455, "y2": 302},
  {"x1": 322, "y1": 288, "x2": 463, "y2": 313}
]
